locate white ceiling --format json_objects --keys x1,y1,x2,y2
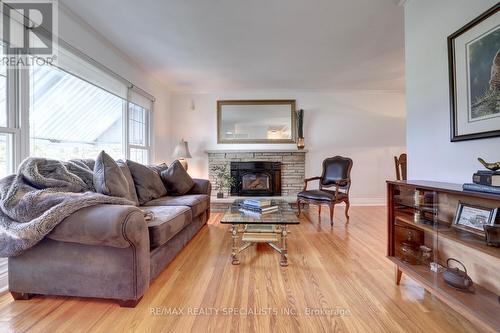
[{"x1": 61, "y1": 0, "x2": 405, "y2": 93}]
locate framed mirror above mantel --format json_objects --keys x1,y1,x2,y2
[{"x1": 217, "y1": 99, "x2": 297, "y2": 144}]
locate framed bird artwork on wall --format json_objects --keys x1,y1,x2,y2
[{"x1": 449, "y1": 4, "x2": 500, "y2": 141}]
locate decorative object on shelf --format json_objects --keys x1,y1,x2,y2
[
  {"x1": 400, "y1": 232, "x2": 420, "y2": 265},
  {"x1": 172, "y1": 138, "x2": 192, "y2": 170},
  {"x1": 395, "y1": 224, "x2": 423, "y2": 263},
  {"x1": 413, "y1": 210, "x2": 421, "y2": 224},
  {"x1": 452, "y1": 202, "x2": 498, "y2": 236},
  {"x1": 430, "y1": 261, "x2": 445, "y2": 273},
  {"x1": 448, "y1": 4, "x2": 500, "y2": 141},
  {"x1": 212, "y1": 164, "x2": 236, "y2": 198},
  {"x1": 419, "y1": 245, "x2": 433, "y2": 265},
  {"x1": 413, "y1": 189, "x2": 422, "y2": 207},
  {"x1": 296, "y1": 109, "x2": 305, "y2": 150},
  {"x1": 484, "y1": 225, "x2": 500, "y2": 247},
  {"x1": 478, "y1": 157, "x2": 500, "y2": 171},
  {"x1": 443, "y1": 258, "x2": 475, "y2": 293},
  {"x1": 473, "y1": 169, "x2": 500, "y2": 187}
]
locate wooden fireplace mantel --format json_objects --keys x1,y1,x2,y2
[{"x1": 205, "y1": 149, "x2": 308, "y2": 153}]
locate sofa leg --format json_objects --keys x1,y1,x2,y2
[
  {"x1": 11, "y1": 292, "x2": 34, "y2": 300},
  {"x1": 118, "y1": 297, "x2": 142, "y2": 308}
]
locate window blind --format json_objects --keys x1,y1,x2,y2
[
  {"x1": 128, "y1": 86, "x2": 154, "y2": 110},
  {"x1": 56, "y1": 44, "x2": 129, "y2": 100}
]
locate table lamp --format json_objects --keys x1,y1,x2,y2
[{"x1": 172, "y1": 138, "x2": 192, "y2": 170}]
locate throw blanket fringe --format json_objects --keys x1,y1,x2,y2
[{"x1": 0, "y1": 158, "x2": 133, "y2": 257}]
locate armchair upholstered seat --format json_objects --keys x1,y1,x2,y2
[
  {"x1": 297, "y1": 189, "x2": 348, "y2": 202},
  {"x1": 297, "y1": 156, "x2": 353, "y2": 225}
]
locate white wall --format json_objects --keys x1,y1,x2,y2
[
  {"x1": 170, "y1": 91, "x2": 406, "y2": 204},
  {"x1": 405, "y1": 0, "x2": 499, "y2": 182},
  {"x1": 58, "y1": 6, "x2": 171, "y2": 163}
]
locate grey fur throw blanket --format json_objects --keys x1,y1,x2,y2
[{"x1": 0, "y1": 158, "x2": 133, "y2": 257}]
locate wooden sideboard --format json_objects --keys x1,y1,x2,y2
[{"x1": 387, "y1": 180, "x2": 500, "y2": 333}]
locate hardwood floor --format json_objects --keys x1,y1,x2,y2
[{"x1": 0, "y1": 207, "x2": 480, "y2": 333}]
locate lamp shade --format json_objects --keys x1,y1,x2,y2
[{"x1": 172, "y1": 139, "x2": 192, "y2": 159}]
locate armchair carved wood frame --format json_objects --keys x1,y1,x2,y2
[{"x1": 296, "y1": 156, "x2": 353, "y2": 225}]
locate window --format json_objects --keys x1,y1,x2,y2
[
  {"x1": 128, "y1": 102, "x2": 150, "y2": 164},
  {"x1": 0, "y1": 47, "x2": 15, "y2": 179},
  {"x1": 29, "y1": 64, "x2": 126, "y2": 160},
  {"x1": 0, "y1": 57, "x2": 7, "y2": 127},
  {"x1": 0, "y1": 133, "x2": 14, "y2": 178},
  {"x1": 0, "y1": 47, "x2": 15, "y2": 293}
]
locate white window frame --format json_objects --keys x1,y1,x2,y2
[
  {"x1": 1, "y1": 60, "x2": 21, "y2": 172},
  {"x1": 127, "y1": 103, "x2": 152, "y2": 161}
]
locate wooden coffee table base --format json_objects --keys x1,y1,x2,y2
[{"x1": 230, "y1": 224, "x2": 289, "y2": 266}]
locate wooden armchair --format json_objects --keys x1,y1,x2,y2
[
  {"x1": 394, "y1": 153, "x2": 407, "y2": 181},
  {"x1": 296, "y1": 156, "x2": 353, "y2": 225}
]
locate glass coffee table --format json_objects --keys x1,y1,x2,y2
[{"x1": 220, "y1": 199, "x2": 300, "y2": 266}]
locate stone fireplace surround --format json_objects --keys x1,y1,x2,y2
[{"x1": 206, "y1": 149, "x2": 307, "y2": 198}]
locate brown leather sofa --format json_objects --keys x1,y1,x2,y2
[{"x1": 8, "y1": 179, "x2": 211, "y2": 307}]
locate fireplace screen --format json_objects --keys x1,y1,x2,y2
[
  {"x1": 231, "y1": 161, "x2": 281, "y2": 196},
  {"x1": 241, "y1": 173, "x2": 271, "y2": 191}
]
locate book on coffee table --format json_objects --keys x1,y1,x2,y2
[{"x1": 242, "y1": 199, "x2": 272, "y2": 208}]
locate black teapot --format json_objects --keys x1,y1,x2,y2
[{"x1": 443, "y1": 258, "x2": 475, "y2": 293}]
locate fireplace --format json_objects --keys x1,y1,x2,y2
[{"x1": 230, "y1": 161, "x2": 281, "y2": 196}]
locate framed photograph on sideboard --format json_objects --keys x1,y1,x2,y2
[
  {"x1": 449, "y1": 4, "x2": 500, "y2": 141},
  {"x1": 452, "y1": 202, "x2": 498, "y2": 236}
]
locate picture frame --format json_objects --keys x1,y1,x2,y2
[
  {"x1": 448, "y1": 4, "x2": 500, "y2": 141},
  {"x1": 452, "y1": 202, "x2": 498, "y2": 236}
]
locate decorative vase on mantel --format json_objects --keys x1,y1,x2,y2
[{"x1": 297, "y1": 109, "x2": 305, "y2": 150}]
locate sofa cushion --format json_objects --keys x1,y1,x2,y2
[
  {"x1": 127, "y1": 159, "x2": 167, "y2": 205},
  {"x1": 160, "y1": 160, "x2": 195, "y2": 195},
  {"x1": 93, "y1": 151, "x2": 130, "y2": 199},
  {"x1": 117, "y1": 160, "x2": 139, "y2": 205},
  {"x1": 143, "y1": 194, "x2": 209, "y2": 217},
  {"x1": 144, "y1": 206, "x2": 192, "y2": 248}
]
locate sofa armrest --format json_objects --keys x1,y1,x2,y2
[
  {"x1": 189, "y1": 178, "x2": 212, "y2": 196},
  {"x1": 47, "y1": 204, "x2": 147, "y2": 248}
]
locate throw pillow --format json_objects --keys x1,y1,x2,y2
[
  {"x1": 93, "y1": 151, "x2": 130, "y2": 199},
  {"x1": 126, "y1": 159, "x2": 168, "y2": 205},
  {"x1": 160, "y1": 160, "x2": 195, "y2": 195},
  {"x1": 117, "y1": 159, "x2": 140, "y2": 205},
  {"x1": 148, "y1": 163, "x2": 168, "y2": 175}
]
